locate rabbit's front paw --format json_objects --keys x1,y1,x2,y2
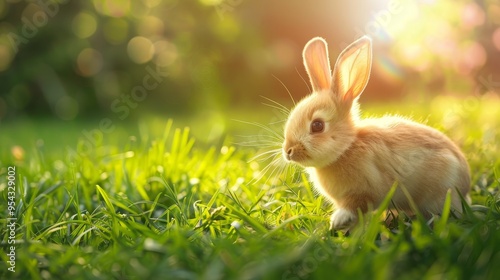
[{"x1": 330, "y1": 208, "x2": 357, "y2": 230}]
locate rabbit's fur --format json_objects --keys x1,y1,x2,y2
[{"x1": 282, "y1": 37, "x2": 470, "y2": 229}]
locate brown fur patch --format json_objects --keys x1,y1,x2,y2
[
  {"x1": 310, "y1": 115, "x2": 470, "y2": 220},
  {"x1": 338, "y1": 192, "x2": 375, "y2": 213}
]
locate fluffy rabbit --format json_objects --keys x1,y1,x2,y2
[{"x1": 282, "y1": 36, "x2": 471, "y2": 230}]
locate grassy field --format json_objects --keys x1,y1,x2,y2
[{"x1": 1, "y1": 96, "x2": 500, "y2": 279}]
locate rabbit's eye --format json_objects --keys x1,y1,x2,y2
[{"x1": 311, "y1": 119, "x2": 324, "y2": 133}]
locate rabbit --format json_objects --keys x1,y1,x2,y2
[{"x1": 282, "y1": 36, "x2": 471, "y2": 230}]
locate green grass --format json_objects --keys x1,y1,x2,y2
[{"x1": 1, "y1": 96, "x2": 500, "y2": 279}]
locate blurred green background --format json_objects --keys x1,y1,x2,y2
[{"x1": 0, "y1": 0, "x2": 499, "y2": 152}]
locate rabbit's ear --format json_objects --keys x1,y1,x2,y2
[
  {"x1": 332, "y1": 36, "x2": 372, "y2": 102},
  {"x1": 303, "y1": 37, "x2": 332, "y2": 92}
]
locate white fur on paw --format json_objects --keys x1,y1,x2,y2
[{"x1": 330, "y1": 208, "x2": 356, "y2": 230}]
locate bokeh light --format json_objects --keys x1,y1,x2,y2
[
  {"x1": 21, "y1": 3, "x2": 47, "y2": 24},
  {"x1": 93, "y1": 0, "x2": 131, "y2": 18},
  {"x1": 72, "y1": 12, "x2": 98, "y2": 39},
  {"x1": 199, "y1": 0, "x2": 224, "y2": 5},
  {"x1": 127, "y1": 36, "x2": 154, "y2": 64},
  {"x1": 0, "y1": 0, "x2": 498, "y2": 121},
  {"x1": 76, "y1": 48, "x2": 103, "y2": 77},
  {"x1": 489, "y1": 3, "x2": 500, "y2": 25},
  {"x1": 143, "y1": 0, "x2": 163, "y2": 8},
  {"x1": 462, "y1": 2, "x2": 485, "y2": 29},
  {"x1": 0, "y1": 43, "x2": 13, "y2": 71},
  {"x1": 11, "y1": 145, "x2": 25, "y2": 161},
  {"x1": 366, "y1": 0, "x2": 499, "y2": 98},
  {"x1": 493, "y1": 28, "x2": 500, "y2": 52},
  {"x1": 137, "y1": 16, "x2": 164, "y2": 37},
  {"x1": 153, "y1": 40, "x2": 178, "y2": 66},
  {"x1": 456, "y1": 41, "x2": 487, "y2": 76}
]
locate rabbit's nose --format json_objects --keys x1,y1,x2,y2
[{"x1": 286, "y1": 147, "x2": 293, "y2": 160}]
